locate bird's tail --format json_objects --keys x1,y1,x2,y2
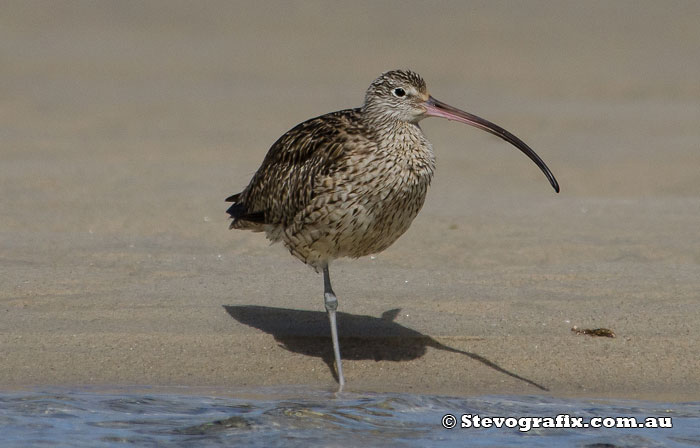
[
  {"x1": 226, "y1": 192, "x2": 265, "y2": 230},
  {"x1": 225, "y1": 193, "x2": 244, "y2": 219}
]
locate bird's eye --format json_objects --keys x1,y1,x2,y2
[{"x1": 393, "y1": 88, "x2": 406, "y2": 98}]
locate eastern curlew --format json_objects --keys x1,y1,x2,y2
[{"x1": 226, "y1": 70, "x2": 559, "y2": 388}]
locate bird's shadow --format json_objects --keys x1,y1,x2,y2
[{"x1": 223, "y1": 305, "x2": 547, "y2": 391}]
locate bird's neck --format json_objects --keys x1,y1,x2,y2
[{"x1": 361, "y1": 113, "x2": 424, "y2": 143}]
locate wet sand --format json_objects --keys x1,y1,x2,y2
[{"x1": 1, "y1": 1, "x2": 699, "y2": 401}]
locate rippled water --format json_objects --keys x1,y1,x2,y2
[{"x1": 0, "y1": 388, "x2": 698, "y2": 447}]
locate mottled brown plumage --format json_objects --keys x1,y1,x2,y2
[
  {"x1": 227, "y1": 71, "x2": 437, "y2": 271},
  {"x1": 226, "y1": 70, "x2": 559, "y2": 387}
]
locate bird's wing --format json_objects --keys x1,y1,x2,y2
[{"x1": 227, "y1": 108, "x2": 371, "y2": 228}]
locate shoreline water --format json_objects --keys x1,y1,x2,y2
[{"x1": 2, "y1": 387, "x2": 698, "y2": 447}]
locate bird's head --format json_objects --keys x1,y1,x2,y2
[
  {"x1": 362, "y1": 70, "x2": 430, "y2": 124},
  {"x1": 362, "y1": 69, "x2": 560, "y2": 193}
]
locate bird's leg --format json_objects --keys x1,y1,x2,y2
[{"x1": 323, "y1": 265, "x2": 345, "y2": 389}]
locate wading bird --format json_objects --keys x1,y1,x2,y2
[{"x1": 226, "y1": 70, "x2": 559, "y2": 388}]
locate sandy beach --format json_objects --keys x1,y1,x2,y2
[{"x1": 1, "y1": 1, "x2": 699, "y2": 401}]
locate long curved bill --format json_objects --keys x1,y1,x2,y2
[{"x1": 424, "y1": 96, "x2": 560, "y2": 193}]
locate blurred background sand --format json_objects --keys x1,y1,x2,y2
[{"x1": 1, "y1": 1, "x2": 699, "y2": 399}]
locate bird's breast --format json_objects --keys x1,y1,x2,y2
[
  {"x1": 324, "y1": 136, "x2": 435, "y2": 257},
  {"x1": 280, "y1": 126, "x2": 437, "y2": 265}
]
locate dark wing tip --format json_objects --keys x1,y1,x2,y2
[
  {"x1": 226, "y1": 196, "x2": 267, "y2": 224},
  {"x1": 226, "y1": 201, "x2": 245, "y2": 219}
]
